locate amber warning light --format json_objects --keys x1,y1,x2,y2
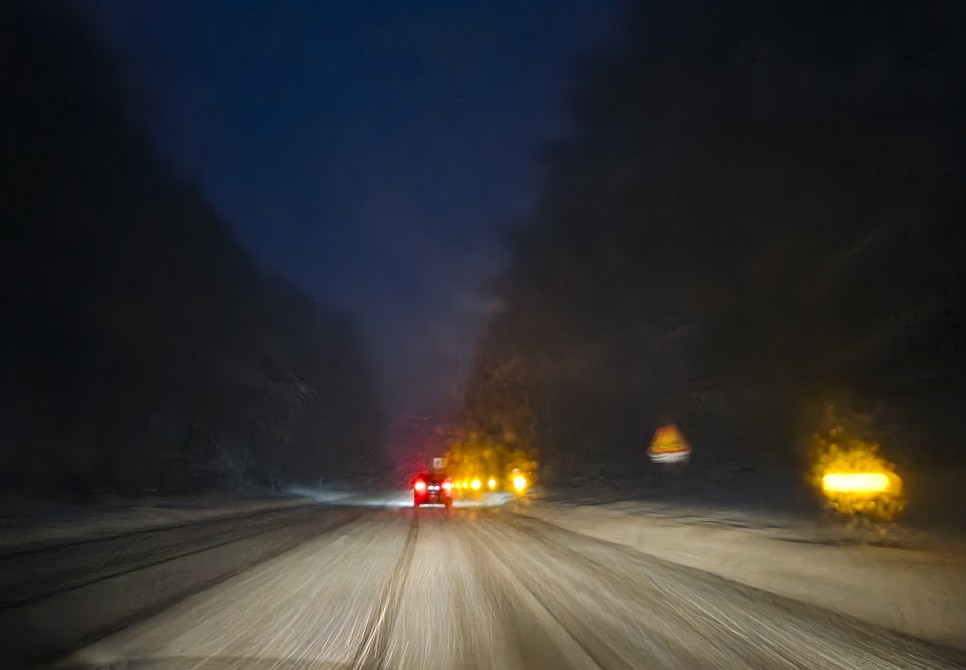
[{"x1": 821, "y1": 472, "x2": 891, "y2": 494}]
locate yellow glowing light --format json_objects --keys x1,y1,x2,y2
[
  {"x1": 822, "y1": 472, "x2": 890, "y2": 494},
  {"x1": 512, "y1": 475, "x2": 527, "y2": 492},
  {"x1": 454, "y1": 482, "x2": 462, "y2": 489},
  {"x1": 487, "y1": 478, "x2": 497, "y2": 490},
  {"x1": 810, "y1": 421, "x2": 905, "y2": 521},
  {"x1": 470, "y1": 478, "x2": 482, "y2": 491}
]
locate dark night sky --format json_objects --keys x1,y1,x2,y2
[{"x1": 74, "y1": 0, "x2": 619, "y2": 421}]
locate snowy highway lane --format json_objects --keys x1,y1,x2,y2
[{"x1": 62, "y1": 506, "x2": 965, "y2": 670}]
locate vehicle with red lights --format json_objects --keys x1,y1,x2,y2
[{"x1": 412, "y1": 472, "x2": 453, "y2": 509}]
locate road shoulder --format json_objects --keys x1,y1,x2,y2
[{"x1": 519, "y1": 500, "x2": 966, "y2": 650}]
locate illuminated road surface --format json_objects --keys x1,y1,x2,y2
[{"x1": 65, "y1": 506, "x2": 964, "y2": 670}]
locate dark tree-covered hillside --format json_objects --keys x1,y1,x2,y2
[
  {"x1": 0, "y1": 0, "x2": 385, "y2": 497},
  {"x1": 465, "y1": 0, "x2": 966, "y2": 481}
]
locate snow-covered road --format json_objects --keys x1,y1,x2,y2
[
  {"x1": 50, "y1": 505, "x2": 964, "y2": 670},
  {"x1": 525, "y1": 497, "x2": 966, "y2": 650}
]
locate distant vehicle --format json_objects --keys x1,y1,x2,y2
[
  {"x1": 412, "y1": 472, "x2": 453, "y2": 509},
  {"x1": 457, "y1": 476, "x2": 485, "y2": 499}
]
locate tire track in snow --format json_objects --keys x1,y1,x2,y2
[{"x1": 350, "y1": 511, "x2": 419, "y2": 670}]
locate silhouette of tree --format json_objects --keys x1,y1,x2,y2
[
  {"x1": 0, "y1": 0, "x2": 385, "y2": 497},
  {"x1": 465, "y1": 0, "x2": 966, "y2": 481}
]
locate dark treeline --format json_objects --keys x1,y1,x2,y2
[
  {"x1": 1, "y1": 1, "x2": 385, "y2": 497},
  {"x1": 465, "y1": 0, "x2": 966, "y2": 481}
]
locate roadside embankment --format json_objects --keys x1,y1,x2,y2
[
  {"x1": 521, "y1": 498, "x2": 966, "y2": 650},
  {"x1": 0, "y1": 496, "x2": 356, "y2": 667}
]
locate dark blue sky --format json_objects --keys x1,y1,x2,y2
[{"x1": 77, "y1": 0, "x2": 619, "y2": 419}]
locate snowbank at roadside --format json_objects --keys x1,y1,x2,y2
[
  {"x1": 521, "y1": 499, "x2": 966, "y2": 650},
  {"x1": 0, "y1": 493, "x2": 313, "y2": 552}
]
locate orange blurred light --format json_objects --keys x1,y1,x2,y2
[
  {"x1": 822, "y1": 472, "x2": 890, "y2": 494},
  {"x1": 810, "y1": 421, "x2": 905, "y2": 521}
]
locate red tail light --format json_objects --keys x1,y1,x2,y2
[{"x1": 414, "y1": 480, "x2": 427, "y2": 492}]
